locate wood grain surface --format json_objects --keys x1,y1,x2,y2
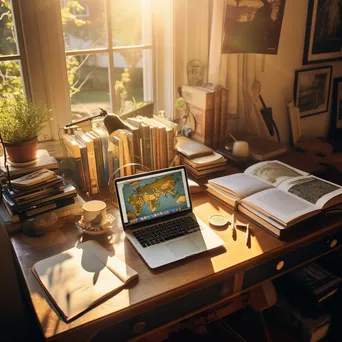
[{"x1": 9, "y1": 193, "x2": 342, "y2": 341}]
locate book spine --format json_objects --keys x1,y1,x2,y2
[
  {"x1": 110, "y1": 136, "x2": 120, "y2": 178},
  {"x1": 166, "y1": 129, "x2": 175, "y2": 167},
  {"x1": 96, "y1": 137, "x2": 106, "y2": 188},
  {"x1": 79, "y1": 144, "x2": 91, "y2": 195},
  {"x1": 213, "y1": 88, "x2": 222, "y2": 149},
  {"x1": 219, "y1": 88, "x2": 228, "y2": 148},
  {"x1": 75, "y1": 158, "x2": 86, "y2": 192},
  {"x1": 19, "y1": 197, "x2": 76, "y2": 220},
  {"x1": 101, "y1": 136, "x2": 109, "y2": 186},
  {"x1": 86, "y1": 140, "x2": 99, "y2": 195},
  {"x1": 151, "y1": 127, "x2": 157, "y2": 170},
  {"x1": 141, "y1": 125, "x2": 152, "y2": 170},
  {"x1": 159, "y1": 127, "x2": 168, "y2": 169},
  {"x1": 156, "y1": 127, "x2": 161, "y2": 169},
  {"x1": 62, "y1": 134, "x2": 81, "y2": 158}
]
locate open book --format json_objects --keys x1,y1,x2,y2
[
  {"x1": 32, "y1": 240, "x2": 137, "y2": 321},
  {"x1": 207, "y1": 161, "x2": 342, "y2": 237}
]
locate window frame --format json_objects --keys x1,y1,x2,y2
[
  {"x1": 0, "y1": 0, "x2": 31, "y2": 101},
  {"x1": 7, "y1": 0, "x2": 177, "y2": 141},
  {"x1": 62, "y1": 0, "x2": 154, "y2": 118}
]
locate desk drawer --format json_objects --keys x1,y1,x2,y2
[
  {"x1": 242, "y1": 228, "x2": 342, "y2": 290},
  {"x1": 90, "y1": 275, "x2": 234, "y2": 341}
]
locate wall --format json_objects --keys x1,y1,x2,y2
[
  {"x1": 177, "y1": 0, "x2": 342, "y2": 144},
  {"x1": 257, "y1": 0, "x2": 342, "y2": 144}
]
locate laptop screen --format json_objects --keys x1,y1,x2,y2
[{"x1": 115, "y1": 167, "x2": 192, "y2": 228}]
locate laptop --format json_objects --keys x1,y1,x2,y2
[{"x1": 115, "y1": 166, "x2": 224, "y2": 268}]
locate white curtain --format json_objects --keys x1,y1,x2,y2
[{"x1": 208, "y1": 0, "x2": 269, "y2": 137}]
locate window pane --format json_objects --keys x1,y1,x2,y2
[
  {"x1": 61, "y1": 0, "x2": 107, "y2": 51},
  {"x1": 0, "y1": 0, "x2": 19, "y2": 55},
  {"x1": 68, "y1": 53, "x2": 110, "y2": 121},
  {"x1": 0, "y1": 60, "x2": 24, "y2": 103},
  {"x1": 113, "y1": 49, "x2": 145, "y2": 114},
  {"x1": 111, "y1": 0, "x2": 151, "y2": 47}
]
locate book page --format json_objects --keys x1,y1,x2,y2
[
  {"x1": 208, "y1": 173, "x2": 272, "y2": 199},
  {"x1": 33, "y1": 242, "x2": 122, "y2": 320},
  {"x1": 278, "y1": 176, "x2": 342, "y2": 209},
  {"x1": 83, "y1": 240, "x2": 137, "y2": 283},
  {"x1": 245, "y1": 161, "x2": 308, "y2": 186},
  {"x1": 242, "y1": 188, "x2": 318, "y2": 226}
]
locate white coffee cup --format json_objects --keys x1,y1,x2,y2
[
  {"x1": 82, "y1": 200, "x2": 107, "y2": 228},
  {"x1": 232, "y1": 141, "x2": 249, "y2": 158}
]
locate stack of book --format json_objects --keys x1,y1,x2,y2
[
  {"x1": 181, "y1": 85, "x2": 228, "y2": 149},
  {"x1": 63, "y1": 115, "x2": 177, "y2": 194},
  {"x1": 176, "y1": 136, "x2": 227, "y2": 178},
  {"x1": 206, "y1": 160, "x2": 342, "y2": 238},
  {"x1": 2, "y1": 168, "x2": 77, "y2": 222}
]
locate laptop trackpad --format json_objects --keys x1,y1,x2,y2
[{"x1": 166, "y1": 238, "x2": 200, "y2": 259}]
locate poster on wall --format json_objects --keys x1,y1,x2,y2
[
  {"x1": 303, "y1": 0, "x2": 342, "y2": 65},
  {"x1": 221, "y1": 0, "x2": 287, "y2": 54}
]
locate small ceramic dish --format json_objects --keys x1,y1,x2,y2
[{"x1": 76, "y1": 213, "x2": 116, "y2": 235}]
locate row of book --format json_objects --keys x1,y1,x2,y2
[
  {"x1": 62, "y1": 115, "x2": 177, "y2": 195},
  {"x1": 181, "y1": 85, "x2": 228, "y2": 150}
]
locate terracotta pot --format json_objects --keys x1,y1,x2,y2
[{"x1": 4, "y1": 137, "x2": 38, "y2": 163}]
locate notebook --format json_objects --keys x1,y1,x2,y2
[
  {"x1": 32, "y1": 240, "x2": 137, "y2": 321},
  {"x1": 115, "y1": 166, "x2": 224, "y2": 268}
]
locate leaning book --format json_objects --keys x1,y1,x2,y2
[
  {"x1": 32, "y1": 240, "x2": 138, "y2": 321},
  {"x1": 206, "y1": 160, "x2": 342, "y2": 238}
]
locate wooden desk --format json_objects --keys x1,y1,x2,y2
[{"x1": 9, "y1": 194, "x2": 342, "y2": 342}]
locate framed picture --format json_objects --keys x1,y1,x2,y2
[
  {"x1": 221, "y1": 0, "x2": 286, "y2": 54},
  {"x1": 303, "y1": 0, "x2": 342, "y2": 65},
  {"x1": 331, "y1": 77, "x2": 342, "y2": 130},
  {"x1": 294, "y1": 66, "x2": 332, "y2": 118}
]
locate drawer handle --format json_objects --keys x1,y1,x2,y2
[
  {"x1": 133, "y1": 322, "x2": 146, "y2": 334},
  {"x1": 330, "y1": 239, "x2": 338, "y2": 249},
  {"x1": 276, "y1": 261, "x2": 284, "y2": 271}
]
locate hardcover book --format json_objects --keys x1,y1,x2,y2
[
  {"x1": 181, "y1": 85, "x2": 215, "y2": 147},
  {"x1": 206, "y1": 161, "x2": 342, "y2": 237}
]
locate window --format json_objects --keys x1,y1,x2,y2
[
  {"x1": 0, "y1": 0, "x2": 29, "y2": 104},
  {"x1": 60, "y1": 0, "x2": 153, "y2": 121}
]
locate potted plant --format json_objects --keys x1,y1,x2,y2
[{"x1": 0, "y1": 98, "x2": 51, "y2": 163}]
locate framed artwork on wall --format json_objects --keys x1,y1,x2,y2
[
  {"x1": 294, "y1": 66, "x2": 332, "y2": 118},
  {"x1": 331, "y1": 77, "x2": 342, "y2": 130},
  {"x1": 221, "y1": 0, "x2": 286, "y2": 54},
  {"x1": 303, "y1": 0, "x2": 342, "y2": 65}
]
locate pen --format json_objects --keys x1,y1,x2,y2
[{"x1": 245, "y1": 223, "x2": 250, "y2": 246}]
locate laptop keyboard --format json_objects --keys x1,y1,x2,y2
[{"x1": 132, "y1": 216, "x2": 201, "y2": 248}]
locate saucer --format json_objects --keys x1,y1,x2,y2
[
  {"x1": 7, "y1": 158, "x2": 37, "y2": 168},
  {"x1": 76, "y1": 213, "x2": 117, "y2": 235}
]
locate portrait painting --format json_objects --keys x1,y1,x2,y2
[
  {"x1": 221, "y1": 0, "x2": 287, "y2": 54},
  {"x1": 303, "y1": 0, "x2": 342, "y2": 64}
]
